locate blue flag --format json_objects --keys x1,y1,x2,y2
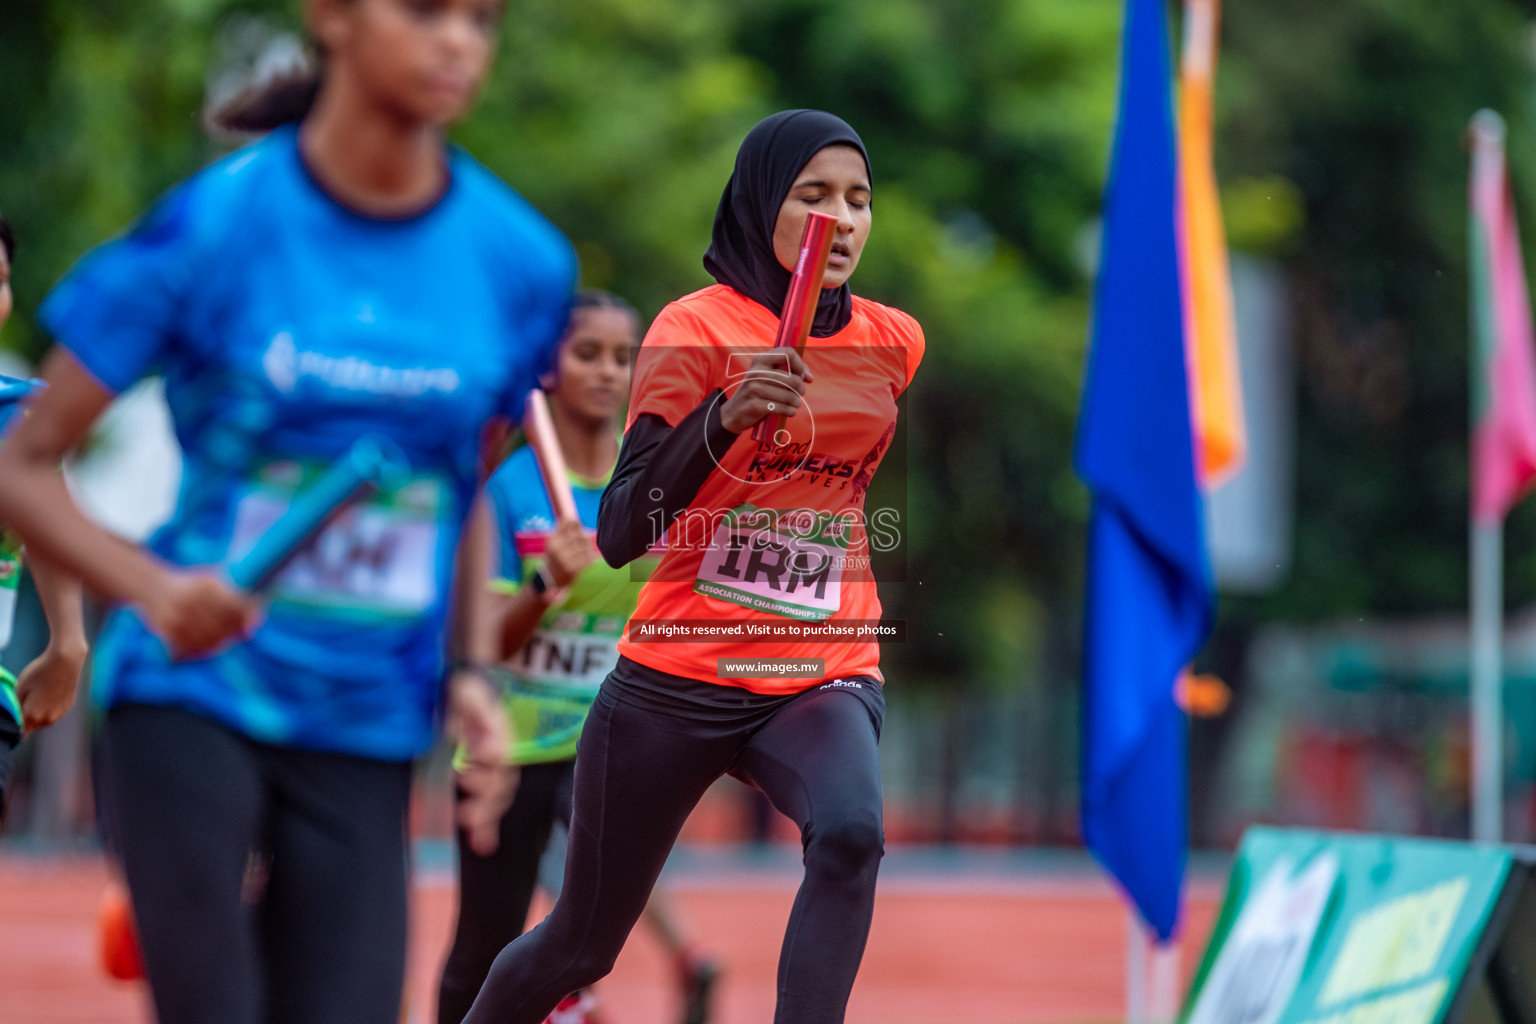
[{"x1": 1074, "y1": 0, "x2": 1215, "y2": 942}]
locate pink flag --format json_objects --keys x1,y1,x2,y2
[{"x1": 1470, "y1": 110, "x2": 1536, "y2": 526}]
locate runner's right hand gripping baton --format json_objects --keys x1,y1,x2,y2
[
  {"x1": 752, "y1": 211, "x2": 837, "y2": 445},
  {"x1": 227, "y1": 435, "x2": 411, "y2": 592},
  {"x1": 522, "y1": 389, "x2": 579, "y2": 522}
]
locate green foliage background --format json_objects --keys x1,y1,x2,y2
[
  {"x1": 0, "y1": 0, "x2": 1120, "y2": 693},
  {"x1": 7, "y1": 0, "x2": 1536, "y2": 836}
]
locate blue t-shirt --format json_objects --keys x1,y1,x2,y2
[{"x1": 39, "y1": 127, "x2": 576, "y2": 760}]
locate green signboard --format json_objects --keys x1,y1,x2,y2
[{"x1": 1182, "y1": 828, "x2": 1534, "y2": 1024}]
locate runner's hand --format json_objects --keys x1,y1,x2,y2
[
  {"x1": 15, "y1": 640, "x2": 87, "y2": 732},
  {"x1": 544, "y1": 518, "x2": 595, "y2": 588},
  {"x1": 720, "y1": 349, "x2": 814, "y2": 434},
  {"x1": 143, "y1": 569, "x2": 262, "y2": 658},
  {"x1": 450, "y1": 669, "x2": 517, "y2": 856}
]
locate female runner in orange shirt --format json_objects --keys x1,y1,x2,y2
[{"x1": 464, "y1": 109, "x2": 924, "y2": 1024}]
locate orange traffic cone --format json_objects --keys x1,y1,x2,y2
[{"x1": 97, "y1": 881, "x2": 144, "y2": 981}]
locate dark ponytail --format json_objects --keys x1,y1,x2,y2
[{"x1": 207, "y1": 63, "x2": 323, "y2": 136}]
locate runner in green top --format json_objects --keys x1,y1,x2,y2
[
  {"x1": 439, "y1": 292, "x2": 719, "y2": 1024},
  {"x1": 484, "y1": 444, "x2": 648, "y2": 765},
  {"x1": 0, "y1": 209, "x2": 89, "y2": 825}
]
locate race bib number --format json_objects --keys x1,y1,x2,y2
[
  {"x1": 508, "y1": 620, "x2": 620, "y2": 691},
  {"x1": 229, "y1": 460, "x2": 445, "y2": 619},
  {"x1": 693, "y1": 505, "x2": 849, "y2": 621}
]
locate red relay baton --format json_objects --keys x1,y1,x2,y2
[
  {"x1": 522, "y1": 389, "x2": 579, "y2": 522},
  {"x1": 751, "y1": 211, "x2": 837, "y2": 445}
]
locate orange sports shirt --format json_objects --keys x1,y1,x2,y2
[{"x1": 615, "y1": 284, "x2": 924, "y2": 693}]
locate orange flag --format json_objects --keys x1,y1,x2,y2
[{"x1": 1179, "y1": 0, "x2": 1246, "y2": 486}]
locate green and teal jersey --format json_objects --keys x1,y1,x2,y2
[
  {"x1": 483, "y1": 445, "x2": 653, "y2": 765},
  {"x1": 0, "y1": 376, "x2": 40, "y2": 729}
]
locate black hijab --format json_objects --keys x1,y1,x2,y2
[{"x1": 703, "y1": 110, "x2": 870, "y2": 338}]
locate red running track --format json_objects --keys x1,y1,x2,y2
[{"x1": 0, "y1": 854, "x2": 1217, "y2": 1024}]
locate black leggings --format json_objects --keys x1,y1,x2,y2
[
  {"x1": 438, "y1": 759, "x2": 575, "y2": 1024},
  {"x1": 464, "y1": 658, "x2": 886, "y2": 1024},
  {"x1": 101, "y1": 703, "x2": 413, "y2": 1024}
]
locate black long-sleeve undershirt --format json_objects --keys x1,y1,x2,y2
[{"x1": 596, "y1": 390, "x2": 741, "y2": 568}]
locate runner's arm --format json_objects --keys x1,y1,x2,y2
[
  {"x1": 496, "y1": 585, "x2": 549, "y2": 660},
  {"x1": 447, "y1": 492, "x2": 515, "y2": 854},
  {"x1": 31, "y1": 553, "x2": 87, "y2": 659},
  {"x1": 0, "y1": 352, "x2": 164, "y2": 604},
  {"x1": 451, "y1": 493, "x2": 499, "y2": 667},
  {"x1": 495, "y1": 518, "x2": 589, "y2": 659},
  {"x1": 596, "y1": 393, "x2": 739, "y2": 568},
  {"x1": 15, "y1": 553, "x2": 88, "y2": 731},
  {"x1": 0, "y1": 351, "x2": 256, "y2": 658},
  {"x1": 599, "y1": 346, "x2": 811, "y2": 568}
]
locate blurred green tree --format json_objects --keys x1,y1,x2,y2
[
  {"x1": 12, "y1": 0, "x2": 1536, "y2": 841},
  {"x1": 1214, "y1": 0, "x2": 1536, "y2": 622}
]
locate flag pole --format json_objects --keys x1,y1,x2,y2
[
  {"x1": 1468, "y1": 108, "x2": 1512, "y2": 845},
  {"x1": 1126, "y1": 912, "x2": 1182, "y2": 1024},
  {"x1": 1150, "y1": 936, "x2": 1182, "y2": 1023},
  {"x1": 1470, "y1": 521, "x2": 1503, "y2": 843},
  {"x1": 1126, "y1": 911, "x2": 1148, "y2": 1024}
]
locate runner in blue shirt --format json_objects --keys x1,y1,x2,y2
[{"x1": 0, "y1": 2, "x2": 574, "y2": 1021}]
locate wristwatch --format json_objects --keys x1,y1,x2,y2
[
  {"x1": 449, "y1": 659, "x2": 499, "y2": 688},
  {"x1": 528, "y1": 565, "x2": 559, "y2": 600}
]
